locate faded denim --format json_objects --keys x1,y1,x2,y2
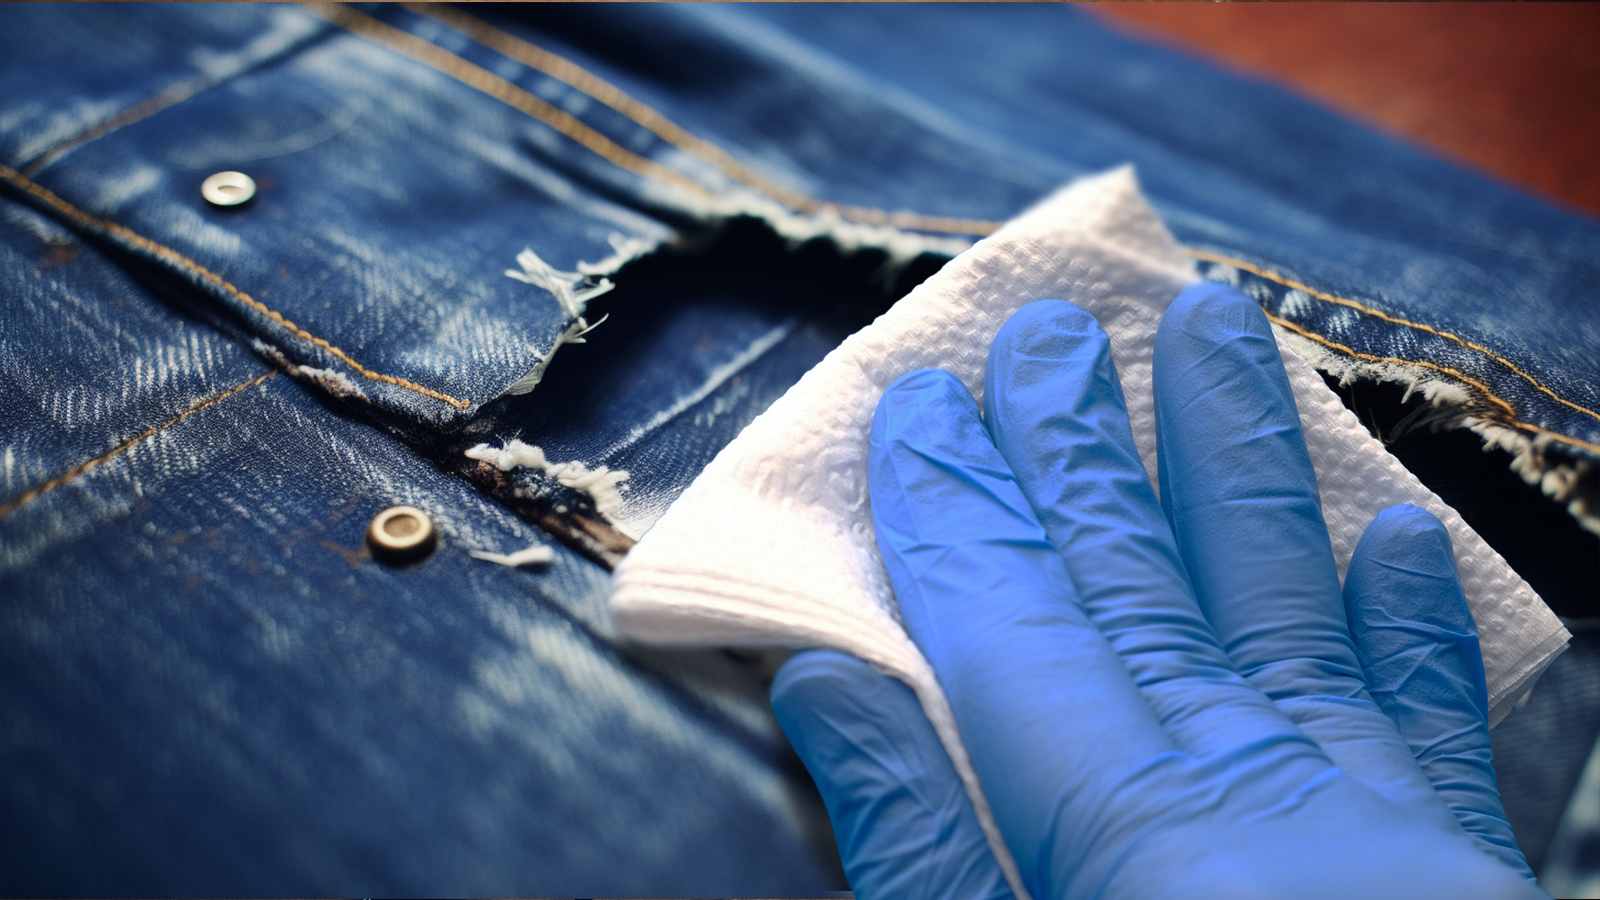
[{"x1": 2, "y1": 3, "x2": 1596, "y2": 893}]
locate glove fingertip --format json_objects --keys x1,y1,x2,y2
[
  {"x1": 1157, "y1": 281, "x2": 1272, "y2": 351},
  {"x1": 992, "y1": 298, "x2": 1103, "y2": 349},
  {"x1": 1368, "y1": 502, "x2": 1450, "y2": 543},
  {"x1": 872, "y1": 368, "x2": 975, "y2": 448},
  {"x1": 1348, "y1": 503, "x2": 1474, "y2": 633},
  {"x1": 984, "y1": 298, "x2": 1115, "y2": 424}
]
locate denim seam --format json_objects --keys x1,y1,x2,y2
[
  {"x1": 0, "y1": 164, "x2": 471, "y2": 411},
  {"x1": 0, "y1": 370, "x2": 277, "y2": 519},
  {"x1": 1200, "y1": 248, "x2": 1600, "y2": 426},
  {"x1": 24, "y1": 84, "x2": 216, "y2": 178},
  {"x1": 411, "y1": 4, "x2": 807, "y2": 206},
  {"x1": 408, "y1": 4, "x2": 1004, "y2": 238},
  {"x1": 1266, "y1": 313, "x2": 1600, "y2": 456},
  {"x1": 317, "y1": 4, "x2": 1600, "y2": 457},
  {"x1": 17, "y1": 10, "x2": 332, "y2": 178},
  {"x1": 387, "y1": 6, "x2": 1600, "y2": 448},
  {"x1": 308, "y1": 3, "x2": 710, "y2": 201}
]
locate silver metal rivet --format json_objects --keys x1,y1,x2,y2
[
  {"x1": 367, "y1": 505, "x2": 436, "y2": 562},
  {"x1": 201, "y1": 170, "x2": 256, "y2": 207}
]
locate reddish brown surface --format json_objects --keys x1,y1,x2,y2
[{"x1": 1096, "y1": 3, "x2": 1600, "y2": 216}]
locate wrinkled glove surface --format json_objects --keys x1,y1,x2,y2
[{"x1": 773, "y1": 284, "x2": 1544, "y2": 900}]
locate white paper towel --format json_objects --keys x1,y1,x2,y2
[{"x1": 611, "y1": 167, "x2": 1569, "y2": 897}]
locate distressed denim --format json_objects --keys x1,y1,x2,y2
[{"x1": 2, "y1": 3, "x2": 1596, "y2": 892}]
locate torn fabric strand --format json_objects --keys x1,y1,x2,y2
[
  {"x1": 506, "y1": 246, "x2": 613, "y2": 342},
  {"x1": 250, "y1": 339, "x2": 369, "y2": 401},
  {"x1": 464, "y1": 440, "x2": 630, "y2": 521},
  {"x1": 469, "y1": 542, "x2": 555, "y2": 567}
]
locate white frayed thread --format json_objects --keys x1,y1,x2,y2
[
  {"x1": 466, "y1": 439, "x2": 630, "y2": 521},
  {"x1": 251, "y1": 340, "x2": 369, "y2": 401},
  {"x1": 294, "y1": 365, "x2": 365, "y2": 401},
  {"x1": 506, "y1": 247, "x2": 615, "y2": 342},
  {"x1": 469, "y1": 543, "x2": 556, "y2": 567},
  {"x1": 502, "y1": 235, "x2": 664, "y2": 396},
  {"x1": 634, "y1": 171, "x2": 970, "y2": 284},
  {"x1": 1274, "y1": 328, "x2": 1600, "y2": 537},
  {"x1": 682, "y1": 191, "x2": 971, "y2": 285},
  {"x1": 502, "y1": 205, "x2": 961, "y2": 399},
  {"x1": 577, "y1": 232, "x2": 657, "y2": 277}
]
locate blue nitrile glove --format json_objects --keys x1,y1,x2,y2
[{"x1": 771, "y1": 285, "x2": 1544, "y2": 900}]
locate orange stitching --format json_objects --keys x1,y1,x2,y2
[
  {"x1": 413, "y1": 4, "x2": 809, "y2": 206},
  {"x1": 1267, "y1": 313, "x2": 1600, "y2": 456},
  {"x1": 332, "y1": 5, "x2": 1600, "y2": 453},
  {"x1": 311, "y1": 3, "x2": 709, "y2": 201},
  {"x1": 409, "y1": 4, "x2": 1005, "y2": 237},
  {"x1": 404, "y1": 7, "x2": 1597, "y2": 429},
  {"x1": 0, "y1": 371, "x2": 278, "y2": 519},
  {"x1": 20, "y1": 12, "x2": 333, "y2": 176},
  {"x1": 1267, "y1": 314, "x2": 1514, "y2": 416},
  {"x1": 0, "y1": 164, "x2": 471, "y2": 411},
  {"x1": 403, "y1": 9, "x2": 1600, "y2": 426},
  {"x1": 23, "y1": 80, "x2": 213, "y2": 178},
  {"x1": 1198, "y1": 248, "x2": 1600, "y2": 426}
]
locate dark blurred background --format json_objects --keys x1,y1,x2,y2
[{"x1": 1099, "y1": 3, "x2": 1600, "y2": 216}]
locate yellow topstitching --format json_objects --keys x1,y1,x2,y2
[
  {"x1": 1198, "y1": 249, "x2": 1600, "y2": 427},
  {"x1": 0, "y1": 370, "x2": 278, "y2": 519},
  {"x1": 399, "y1": 5, "x2": 1600, "y2": 436},
  {"x1": 14, "y1": 5, "x2": 1593, "y2": 452},
  {"x1": 410, "y1": 3, "x2": 1006, "y2": 237},
  {"x1": 1268, "y1": 315, "x2": 1600, "y2": 455},
  {"x1": 0, "y1": 164, "x2": 470, "y2": 411}
]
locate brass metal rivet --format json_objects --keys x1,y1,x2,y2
[
  {"x1": 367, "y1": 505, "x2": 436, "y2": 562},
  {"x1": 201, "y1": 170, "x2": 256, "y2": 207}
]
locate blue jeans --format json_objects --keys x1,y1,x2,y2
[{"x1": 2, "y1": 3, "x2": 1595, "y2": 892}]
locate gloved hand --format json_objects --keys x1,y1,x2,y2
[{"x1": 771, "y1": 284, "x2": 1545, "y2": 900}]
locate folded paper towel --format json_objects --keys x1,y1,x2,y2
[{"x1": 611, "y1": 167, "x2": 1569, "y2": 897}]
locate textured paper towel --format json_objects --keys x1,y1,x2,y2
[{"x1": 611, "y1": 167, "x2": 1569, "y2": 897}]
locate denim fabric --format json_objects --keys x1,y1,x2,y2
[
  {"x1": 2, "y1": 2, "x2": 1597, "y2": 892},
  {"x1": 5, "y1": 4, "x2": 1598, "y2": 443},
  {"x1": 0, "y1": 184, "x2": 837, "y2": 893},
  {"x1": 1494, "y1": 623, "x2": 1600, "y2": 873}
]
